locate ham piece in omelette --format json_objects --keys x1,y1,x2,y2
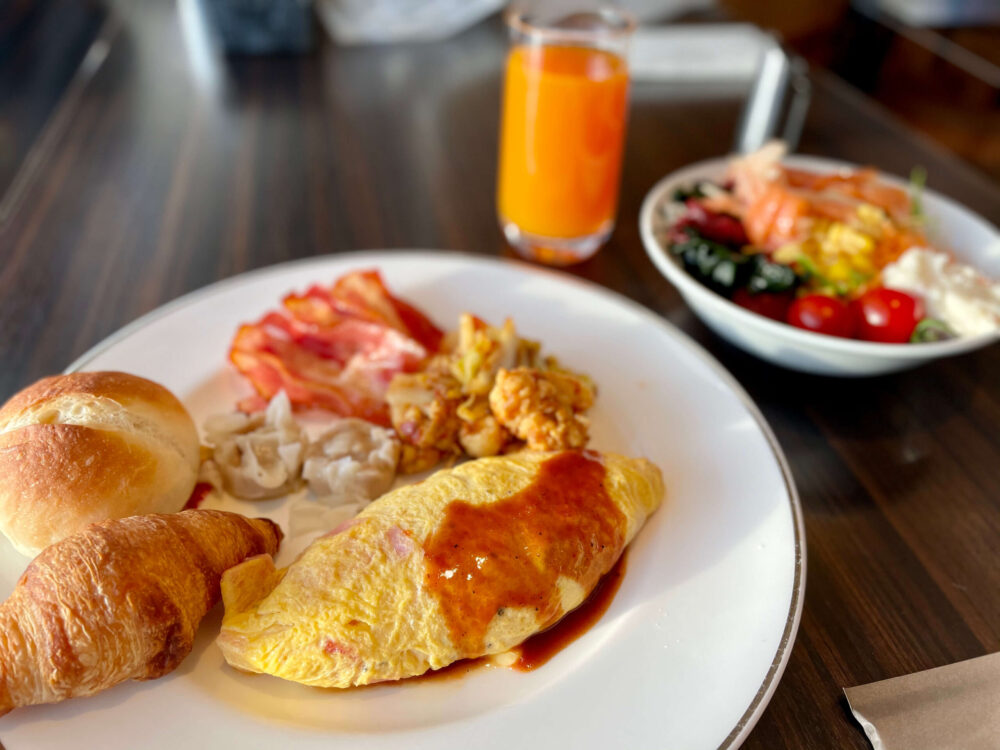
[
  {"x1": 229, "y1": 270, "x2": 443, "y2": 424},
  {"x1": 217, "y1": 450, "x2": 664, "y2": 687}
]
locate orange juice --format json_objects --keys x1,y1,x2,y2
[{"x1": 497, "y1": 44, "x2": 629, "y2": 243}]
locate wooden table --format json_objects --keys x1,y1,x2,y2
[{"x1": 2, "y1": 3, "x2": 999, "y2": 748}]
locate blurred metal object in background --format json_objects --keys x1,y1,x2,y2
[
  {"x1": 316, "y1": 0, "x2": 504, "y2": 45},
  {"x1": 628, "y1": 22, "x2": 811, "y2": 153},
  {"x1": 197, "y1": 0, "x2": 314, "y2": 54},
  {"x1": 630, "y1": 23, "x2": 776, "y2": 84},
  {"x1": 866, "y1": 0, "x2": 1000, "y2": 28},
  {"x1": 735, "y1": 44, "x2": 811, "y2": 153}
]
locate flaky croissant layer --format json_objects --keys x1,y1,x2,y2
[{"x1": 0, "y1": 509, "x2": 281, "y2": 714}]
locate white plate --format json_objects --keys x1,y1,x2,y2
[
  {"x1": 0, "y1": 252, "x2": 804, "y2": 750},
  {"x1": 640, "y1": 155, "x2": 1000, "y2": 376}
]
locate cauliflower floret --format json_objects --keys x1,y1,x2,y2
[
  {"x1": 386, "y1": 370, "x2": 463, "y2": 455},
  {"x1": 453, "y1": 394, "x2": 508, "y2": 457},
  {"x1": 388, "y1": 316, "x2": 598, "y2": 469},
  {"x1": 459, "y1": 413, "x2": 510, "y2": 457},
  {"x1": 488, "y1": 368, "x2": 595, "y2": 451}
]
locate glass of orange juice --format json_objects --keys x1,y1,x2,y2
[{"x1": 497, "y1": 5, "x2": 635, "y2": 266}]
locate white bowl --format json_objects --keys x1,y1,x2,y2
[{"x1": 639, "y1": 155, "x2": 1000, "y2": 376}]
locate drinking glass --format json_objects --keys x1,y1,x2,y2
[{"x1": 496, "y1": 4, "x2": 636, "y2": 266}]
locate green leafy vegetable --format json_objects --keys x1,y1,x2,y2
[
  {"x1": 909, "y1": 166, "x2": 927, "y2": 222},
  {"x1": 746, "y1": 254, "x2": 799, "y2": 294},
  {"x1": 910, "y1": 318, "x2": 954, "y2": 343},
  {"x1": 671, "y1": 182, "x2": 708, "y2": 203},
  {"x1": 793, "y1": 254, "x2": 837, "y2": 294},
  {"x1": 848, "y1": 269, "x2": 874, "y2": 290},
  {"x1": 671, "y1": 235, "x2": 750, "y2": 294},
  {"x1": 791, "y1": 254, "x2": 869, "y2": 297}
]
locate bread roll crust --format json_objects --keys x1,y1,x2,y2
[
  {"x1": 0, "y1": 372, "x2": 201, "y2": 556},
  {"x1": 0, "y1": 371, "x2": 188, "y2": 427}
]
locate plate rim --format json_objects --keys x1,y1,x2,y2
[
  {"x1": 65, "y1": 249, "x2": 806, "y2": 750},
  {"x1": 639, "y1": 154, "x2": 1000, "y2": 360}
]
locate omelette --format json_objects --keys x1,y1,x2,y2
[{"x1": 217, "y1": 450, "x2": 664, "y2": 687}]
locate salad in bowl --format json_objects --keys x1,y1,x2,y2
[{"x1": 640, "y1": 142, "x2": 1000, "y2": 375}]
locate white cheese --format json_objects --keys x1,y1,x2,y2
[{"x1": 881, "y1": 248, "x2": 1000, "y2": 337}]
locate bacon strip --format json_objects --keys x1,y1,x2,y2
[{"x1": 228, "y1": 270, "x2": 442, "y2": 423}]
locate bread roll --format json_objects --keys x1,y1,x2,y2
[{"x1": 0, "y1": 372, "x2": 200, "y2": 557}]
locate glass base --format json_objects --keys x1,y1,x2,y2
[{"x1": 501, "y1": 219, "x2": 612, "y2": 266}]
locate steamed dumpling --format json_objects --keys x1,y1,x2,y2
[{"x1": 203, "y1": 392, "x2": 305, "y2": 500}]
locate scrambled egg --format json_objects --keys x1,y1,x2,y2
[
  {"x1": 216, "y1": 450, "x2": 663, "y2": 688},
  {"x1": 387, "y1": 314, "x2": 595, "y2": 472}
]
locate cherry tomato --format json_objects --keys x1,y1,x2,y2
[
  {"x1": 732, "y1": 289, "x2": 793, "y2": 322},
  {"x1": 786, "y1": 294, "x2": 857, "y2": 338},
  {"x1": 852, "y1": 288, "x2": 923, "y2": 343}
]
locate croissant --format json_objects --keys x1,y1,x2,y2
[{"x1": 0, "y1": 509, "x2": 281, "y2": 714}]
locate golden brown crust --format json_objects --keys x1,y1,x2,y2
[
  {"x1": 488, "y1": 368, "x2": 594, "y2": 451},
  {"x1": 0, "y1": 423, "x2": 157, "y2": 512},
  {"x1": 0, "y1": 372, "x2": 189, "y2": 430},
  {"x1": 0, "y1": 372, "x2": 201, "y2": 556},
  {"x1": 0, "y1": 510, "x2": 281, "y2": 713},
  {"x1": 0, "y1": 424, "x2": 191, "y2": 556}
]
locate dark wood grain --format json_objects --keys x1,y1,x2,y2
[
  {"x1": 1, "y1": 3, "x2": 998, "y2": 748},
  {"x1": 0, "y1": 0, "x2": 106, "y2": 195}
]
